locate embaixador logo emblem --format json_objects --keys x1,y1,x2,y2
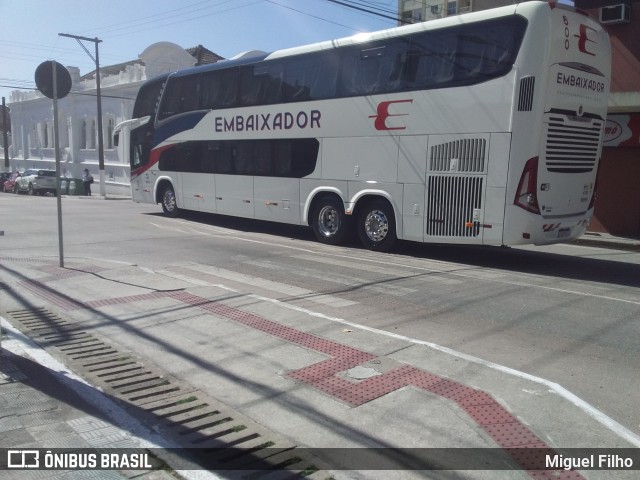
[
  {"x1": 575, "y1": 24, "x2": 597, "y2": 57},
  {"x1": 369, "y1": 99, "x2": 413, "y2": 131}
]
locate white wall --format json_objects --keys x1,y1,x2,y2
[{"x1": 7, "y1": 42, "x2": 198, "y2": 196}]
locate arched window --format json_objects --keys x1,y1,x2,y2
[
  {"x1": 89, "y1": 119, "x2": 96, "y2": 149},
  {"x1": 106, "y1": 117, "x2": 115, "y2": 149},
  {"x1": 81, "y1": 119, "x2": 88, "y2": 149}
]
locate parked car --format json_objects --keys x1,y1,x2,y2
[
  {"x1": 0, "y1": 172, "x2": 12, "y2": 188},
  {"x1": 3, "y1": 172, "x2": 20, "y2": 193},
  {"x1": 14, "y1": 169, "x2": 57, "y2": 195}
]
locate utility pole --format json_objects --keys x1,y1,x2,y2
[
  {"x1": 1, "y1": 98, "x2": 9, "y2": 171},
  {"x1": 58, "y1": 33, "x2": 105, "y2": 196}
]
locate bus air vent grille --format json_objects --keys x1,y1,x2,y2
[
  {"x1": 425, "y1": 175, "x2": 483, "y2": 237},
  {"x1": 429, "y1": 139, "x2": 486, "y2": 173},
  {"x1": 544, "y1": 115, "x2": 603, "y2": 173},
  {"x1": 518, "y1": 76, "x2": 535, "y2": 111}
]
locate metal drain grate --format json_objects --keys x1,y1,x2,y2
[
  {"x1": 5, "y1": 307, "x2": 327, "y2": 477},
  {"x1": 0, "y1": 256, "x2": 54, "y2": 264}
]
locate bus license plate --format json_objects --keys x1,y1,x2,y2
[{"x1": 558, "y1": 228, "x2": 570, "y2": 238}]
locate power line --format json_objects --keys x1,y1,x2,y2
[
  {"x1": 94, "y1": 0, "x2": 264, "y2": 40},
  {"x1": 263, "y1": 0, "x2": 367, "y2": 30},
  {"x1": 78, "y1": 0, "x2": 216, "y2": 36},
  {"x1": 0, "y1": 84, "x2": 136, "y2": 101}
]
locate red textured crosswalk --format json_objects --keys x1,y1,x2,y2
[{"x1": 23, "y1": 278, "x2": 585, "y2": 478}]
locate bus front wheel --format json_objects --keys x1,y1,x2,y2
[
  {"x1": 161, "y1": 185, "x2": 179, "y2": 218},
  {"x1": 311, "y1": 196, "x2": 350, "y2": 246},
  {"x1": 356, "y1": 200, "x2": 396, "y2": 252}
]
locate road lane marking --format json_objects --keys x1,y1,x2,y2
[
  {"x1": 150, "y1": 220, "x2": 640, "y2": 306},
  {"x1": 179, "y1": 263, "x2": 357, "y2": 308}
]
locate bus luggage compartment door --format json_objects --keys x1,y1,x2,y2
[{"x1": 214, "y1": 175, "x2": 254, "y2": 218}]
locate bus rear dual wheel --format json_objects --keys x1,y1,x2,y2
[
  {"x1": 312, "y1": 197, "x2": 396, "y2": 252},
  {"x1": 356, "y1": 200, "x2": 396, "y2": 252}
]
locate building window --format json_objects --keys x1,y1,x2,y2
[
  {"x1": 43, "y1": 122, "x2": 49, "y2": 148},
  {"x1": 90, "y1": 118, "x2": 96, "y2": 149},
  {"x1": 81, "y1": 119, "x2": 88, "y2": 149},
  {"x1": 106, "y1": 117, "x2": 115, "y2": 149},
  {"x1": 30, "y1": 123, "x2": 40, "y2": 151}
]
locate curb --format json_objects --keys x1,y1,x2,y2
[{"x1": 572, "y1": 235, "x2": 640, "y2": 252}]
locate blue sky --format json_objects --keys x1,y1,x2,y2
[
  {"x1": 0, "y1": 0, "x2": 399, "y2": 101},
  {"x1": 0, "y1": 0, "x2": 574, "y2": 103}
]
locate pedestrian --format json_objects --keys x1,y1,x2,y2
[{"x1": 82, "y1": 168, "x2": 94, "y2": 196}]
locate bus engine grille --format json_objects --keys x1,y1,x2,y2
[
  {"x1": 426, "y1": 175, "x2": 483, "y2": 237},
  {"x1": 430, "y1": 138, "x2": 486, "y2": 173},
  {"x1": 544, "y1": 114, "x2": 603, "y2": 174}
]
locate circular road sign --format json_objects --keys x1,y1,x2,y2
[{"x1": 35, "y1": 61, "x2": 72, "y2": 99}]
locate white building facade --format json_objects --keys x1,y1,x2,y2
[{"x1": 7, "y1": 42, "x2": 216, "y2": 195}]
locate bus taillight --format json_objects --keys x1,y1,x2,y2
[{"x1": 514, "y1": 157, "x2": 541, "y2": 214}]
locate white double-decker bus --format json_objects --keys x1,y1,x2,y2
[{"x1": 116, "y1": 1, "x2": 610, "y2": 251}]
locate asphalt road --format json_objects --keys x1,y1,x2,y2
[{"x1": 1, "y1": 192, "x2": 639, "y2": 443}]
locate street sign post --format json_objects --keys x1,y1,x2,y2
[{"x1": 35, "y1": 60, "x2": 72, "y2": 268}]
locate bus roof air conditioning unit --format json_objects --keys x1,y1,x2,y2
[{"x1": 600, "y1": 3, "x2": 631, "y2": 25}]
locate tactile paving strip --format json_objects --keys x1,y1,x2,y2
[
  {"x1": 19, "y1": 280, "x2": 85, "y2": 311},
  {"x1": 163, "y1": 291, "x2": 587, "y2": 478},
  {"x1": 13, "y1": 273, "x2": 588, "y2": 478}
]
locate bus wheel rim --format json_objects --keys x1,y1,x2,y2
[
  {"x1": 318, "y1": 205, "x2": 340, "y2": 237},
  {"x1": 164, "y1": 191, "x2": 176, "y2": 211},
  {"x1": 364, "y1": 210, "x2": 389, "y2": 242}
]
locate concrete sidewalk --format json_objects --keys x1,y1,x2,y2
[
  {"x1": 0, "y1": 249, "x2": 638, "y2": 480},
  {"x1": 0, "y1": 327, "x2": 191, "y2": 480},
  {"x1": 572, "y1": 232, "x2": 640, "y2": 251}
]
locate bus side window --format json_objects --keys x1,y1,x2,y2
[
  {"x1": 201, "y1": 69, "x2": 238, "y2": 109},
  {"x1": 239, "y1": 65, "x2": 283, "y2": 107},
  {"x1": 233, "y1": 142, "x2": 255, "y2": 175},
  {"x1": 283, "y1": 52, "x2": 339, "y2": 102},
  {"x1": 273, "y1": 141, "x2": 292, "y2": 176},
  {"x1": 158, "y1": 76, "x2": 199, "y2": 120},
  {"x1": 339, "y1": 41, "x2": 409, "y2": 96},
  {"x1": 290, "y1": 139, "x2": 319, "y2": 178},
  {"x1": 254, "y1": 141, "x2": 273, "y2": 176},
  {"x1": 339, "y1": 47, "x2": 378, "y2": 96},
  {"x1": 406, "y1": 32, "x2": 456, "y2": 89},
  {"x1": 406, "y1": 17, "x2": 525, "y2": 89},
  {"x1": 455, "y1": 22, "x2": 521, "y2": 80}
]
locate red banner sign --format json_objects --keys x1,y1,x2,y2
[{"x1": 604, "y1": 114, "x2": 640, "y2": 148}]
